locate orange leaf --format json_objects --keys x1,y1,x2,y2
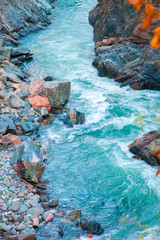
[
  {"x1": 87, "y1": 234, "x2": 94, "y2": 238},
  {"x1": 128, "y1": 0, "x2": 144, "y2": 11},
  {"x1": 141, "y1": 17, "x2": 151, "y2": 30},
  {"x1": 145, "y1": 3, "x2": 154, "y2": 16},
  {"x1": 156, "y1": 167, "x2": 160, "y2": 177}
]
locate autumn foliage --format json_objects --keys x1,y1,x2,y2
[{"x1": 128, "y1": 0, "x2": 160, "y2": 50}]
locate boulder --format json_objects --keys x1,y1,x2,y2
[
  {"x1": 63, "y1": 108, "x2": 85, "y2": 127},
  {"x1": 76, "y1": 218, "x2": 104, "y2": 235},
  {"x1": 42, "y1": 81, "x2": 71, "y2": 110},
  {"x1": 129, "y1": 131, "x2": 160, "y2": 166},
  {"x1": 10, "y1": 139, "x2": 45, "y2": 183},
  {"x1": 137, "y1": 139, "x2": 160, "y2": 166},
  {"x1": 129, "y1": 131, "x2": 160, "y2": 155}
]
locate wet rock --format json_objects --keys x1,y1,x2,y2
[
  {"x1": 66, "y1": 209, "x2": 81, "y2": 221},
  {"x1": 76, "y1": 218, "x2": 104, "y2": 235},
  {"x1": 129, "y1": 130, "x2": 160, "y2": 155},
  {"x1": 129, "y1": 131, "x2": 160, "y2": 166},
  {"x1": 45, "y1": 213, "x2": 54, "y2": 223},
  {"x1": 63, "y1": 108, "x2": 85, "y2": 127},
  {"x1": 44, "y1": 76, "x2": 53, "y2": 81},
  {"x1": 11, "y1": 48, "x2": 31, "y2": 58},
  {"x1": 138, "y1": 139, "x2": 160, "y2": 166},
  {"x1": 11, "y1": 139, "x2": 46, "y2": 183},
  {"x1": 43, "y1": 210, "x2": 56, "y2": 221},
  {"x1": 41, "y1": 81, "x2": 71, "y2": 110},
  {"x1": 35, "y1": 107, "x2": 49, "y2": 118},
  {"x1": 49, "y1": 199, "x2": 58, "y2": 208}
]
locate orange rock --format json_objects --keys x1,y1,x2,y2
[
  {"x1": 46, "y1": 213, "x2": 53, "y2": 223},
  {"x1": 0, "y1": 134, "x2": 21, "y2": 146},
  {"x1": 27, "y1": 95, "x2": 51, "y2": 112},
  {"x1": 87, "y1": 234, "x2": 94, "y2": 238}
]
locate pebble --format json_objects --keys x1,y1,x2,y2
[{"x1": 15, "y1": 222, "x2": 26, "y2": 231}]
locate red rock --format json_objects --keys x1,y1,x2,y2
[
  {"x1": 27, "y1": 95, "x2": 51, "y2": 112},
  {"x1": 45, "y1": 213, "x2": 53, "y2": 223},
  {"x1": 0, "y1": 134, "x2": 21, "y2": 146}
]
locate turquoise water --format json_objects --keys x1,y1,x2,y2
[{"x1": 21, "y1": 0, "x2": 160, "y2": 239}]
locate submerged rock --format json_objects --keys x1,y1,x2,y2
[
  {"x1": 76, "y1": 218, "x2": 104, "y2": 235},
  {"x1": 129, "y1": 131, "x2": 160, "y2": 166},
  {"x1": 11, "y1": 139, "x2": 45, "y2": 183},
  {"x1": 63, "y1": 108, "x2": 85, "y2": 127},
  {"x1": 66, "y1": 209, "x2": 81, "y2": 221}
]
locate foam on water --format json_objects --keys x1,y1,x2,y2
[{"x1": 20, "y1": 0, "x2": 160, "y2": 239}]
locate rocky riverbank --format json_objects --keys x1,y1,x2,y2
[
  {"x1": 0, "y1": 0, "x2": 55, "y2": 46},
  {"x1": 89, "y1": 0, "x2": 160, "y2": 90}
]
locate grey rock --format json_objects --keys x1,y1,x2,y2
[
  {"x1": 0, "y1": 223, "x2": 12, "y2": 231},
  {"x1": 11, "y1": 200, "x2": 20, "y2": 212},
  {"x1": 9, "y1": 94, "x2": 28, "y2": 109},
  {"x1": 49, "y1": 199, "x2": 58, "y2": 208},
  {"x1": 10, "y1": 229, "x2": 17, "y2": 235},
  {"x1": 17, "y1": 121, "x2": 39, "y2": 134},
  {"x1": 42, "y1": 81, "x2": 71, "y2": 110},
  {"x1": 63, "y1": 108, "x2": 85, "y2": 128},
  {"x1": 66, "y1": 209, "x2": 81, "y2": 221},
  {"x1": 27, "y1": 205, "x2": 44, "y2": 216},
  {"x1": 10, "y1": 139, "x2": 45, "y2": 183},
  {"x1": 15, "y1": 222, "x2": 26, "y2": 231},
  {"x1": 20, "y1": 204, "x2": 28, "y2": 213}
]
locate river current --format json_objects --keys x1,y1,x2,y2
[{"x1": 20, "y1": 0, "x2": 160, "y2": 239}]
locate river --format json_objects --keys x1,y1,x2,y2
[{"x1": 20, "y1": 0, "x2": 160, "y2": 239}]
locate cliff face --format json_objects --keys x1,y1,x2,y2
[
  {"x1": 89, "y1": 0, "x2": 137, "y2": 42},
  {"x1": 0, "y1": 0, "x2": 53, "y2": 44},
  {"x1": 89, "y1": 0, "x2": 160, "y2": 90}
]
